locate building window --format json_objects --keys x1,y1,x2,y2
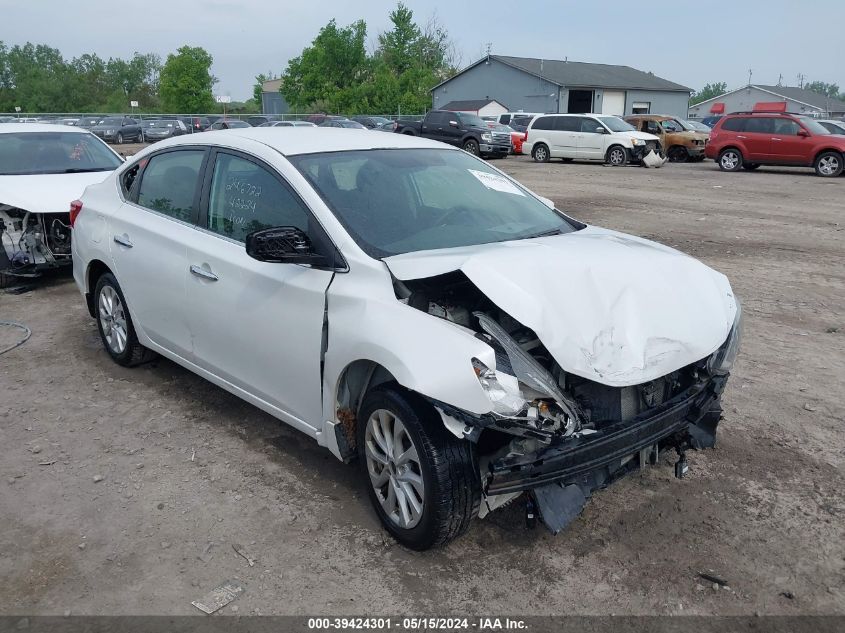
[{"x1": 631, "y1": 102, "x2": 651, "y2": 114}]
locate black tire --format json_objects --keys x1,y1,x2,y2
[
  {"x1": 137, "y1": 130, "x2": 144, "y2": 143},
  {"x1": 667, "y1": 146, "x2": 689, "y2": 163},
  {"x1": 532, "y1": 143, "x2": 550, "y2": 163},
  {"x1": 93, "y1": 272, "x2": 155, "y2": 367},
  {"x1": 742, "y1": 163, "x2": 760, "y2": 171},
  {"x1": 115, "y1": 132, "x2": 123, "y2": 145},
  {"x1": 606, "y1": 145, "x2": 627, "y2": 166},
  {"x1": 717, "y1": 148, "x2": 743, "y2": 172},
  {"x1": 462, "y1": 139, "x2": 479, "y2": 156},
  {"x1": 357, "y1": 386, "x2": 480, "y2": 550},
  {"x1": 814, "y1": 151, "x2": 843, "y2": 177}
]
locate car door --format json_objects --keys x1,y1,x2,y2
[
  {"x1": 421, "y1": 112, "x2": 444, "y2": 142},
  {"x1": 108, "y1": 147, "x2": 209, "y2": 358},
  {"x1": 739, "y1": 117, "x2": 774, "y2": 160},
  {"x1": 551, "y1": 116, "x2": 580, "y2": 157},
  {"x1": 183, "y1": 149, "x2": 336, "y2": 428},
  {"x1": 771, "y1": 118, "x2": 811, "y2": 164},
  {"x1": 576, "y1": 117, "x2": 606, "y2": 159}
]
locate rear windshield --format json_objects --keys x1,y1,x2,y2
[
  {"x1": 0, "y1": 132, "x2": 122, "y2": 175},
  {"x1": 145, "y1": 121, "x2": 174, "y2": 127}
]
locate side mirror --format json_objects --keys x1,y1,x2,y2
[
  {"x1": 797, "y1": 129, "x2": 810, "y2": 137},
  {"x1": 245, "y1": 226, "x2": 328, "y2": 266},
  {"x1": 595, "y1": 126, "x2": 607, "y2": 134},
  {"x1": 449, "y1": 120, "x2": 459, "y2": 127}
]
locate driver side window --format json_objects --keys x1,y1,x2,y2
[{"x1": 206, "y1": 153, "x2": 309, "y2": 242}]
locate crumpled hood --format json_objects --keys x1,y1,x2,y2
[
  {"x1": 619, "y1": 131, "x2": 660, "y2": 143},
  {"x1": 384, "y1": 226, "x2": 737, "y2": 387},
  {"x1": 0, "y1": 172, "x2": 114, "y2": 214}
]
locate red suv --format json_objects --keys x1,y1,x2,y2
[{"x1": 705, "y1": 111, "x2": 845, "y2": 177}]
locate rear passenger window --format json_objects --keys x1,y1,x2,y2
[
  {"x1": 207, "y1": 153, "x2": 309, "y2": 243},
  {"x1": 136, "y1": 150, "x2": 205, "y2": 222},
  {"x1": 744, "y1": 117, "x2": 774, "y2": 134},
  {"x1": 532, "y1": 116, "x2": 555, "y2": 130},
  {"x1": 556, "y1": 116, "x2": 581, "y2": 132}
]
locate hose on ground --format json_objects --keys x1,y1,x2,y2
[{"x1": 0, "y1": 320, "x2": 31, "y2": 355}]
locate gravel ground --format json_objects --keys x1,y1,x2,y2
[{"x1": 0, "y1": 155, "x2": 843, "y2": 616}]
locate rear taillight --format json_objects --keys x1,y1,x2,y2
[
  {"x1": 69, "y1": 199, "x2": 83, "y2": 227},
  {"x1": 523, "y1": 131, "x2": 528, "y2": 142}
]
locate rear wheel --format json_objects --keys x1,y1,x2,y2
[
  {"x1": 532, "y1": 143, "x2": 550, "y2": 163},
  {"x1": 358, "y1": 386, "x2": 480, "y2": 550},
  {"x1": 814, "y1": 151, "x2": 843, "y2": 177},
  {"x1": 718, "y1": 148, "x2": 743, "y2": 172},
  {"x1": 462, "y1": 139, "x2": 479, "y2": 156},
  {"x1": 667, "y1": 146, "x2": 689, "y2": 162},
  {"x1": 606, "y1": 145, "x2": 627, "y2": 166},
  {"x1": 94, "y1": 273, "x2": 155, "y2": 367}
]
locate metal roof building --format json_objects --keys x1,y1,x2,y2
[
  {"x1": 431, "y1": 55, "x2": 691, "y2": 117},
  {"x1": 688, "y1": 84, "x2": 845, "y2": 119}
]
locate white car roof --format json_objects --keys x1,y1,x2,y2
[
  {"x1": 0, "y1": 123, "x2": 92, "y2": 134},
  {"x1": 159, "y1": 127, "x2": 451, "y2": 156}
]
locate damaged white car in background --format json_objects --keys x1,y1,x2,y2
[
  {"x1": 71, "y1": 129, "x2": 741, "y2": 550},
  {"x1": 0, "y1": 124, "x2": 122, "y2": 286}
]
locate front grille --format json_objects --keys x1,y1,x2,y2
[
  {"x1": 644, "y1": 140, "x2": 659, "y2": 153},
  {"x1": 492, "y1": 132, "x2": 511, "y2": 144}
]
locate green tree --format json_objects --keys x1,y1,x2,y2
[
  {"x1": 690, "y1": 81, "x2": 728, "y2": 105},
  {"x1": 281, "y1": 19, "x2": 368, "y2": 112},
  {"x1": 253, "y1": 73, "x2": 269, "y2": 107},
  {"x1": 804, "y1": 80, "x2": 841, "y2": 99},
  {"x1": 159, "y1": 46, "x2": 215, "y2": 113}
]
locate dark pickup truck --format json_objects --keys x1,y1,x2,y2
[{"x1": 395, "y1": 110, "x2": 511, "y2": 158}]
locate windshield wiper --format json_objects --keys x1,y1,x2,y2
[
  {"x1": 520, "y1": 228, "x2": 564, "y2": 240},
  {"x1": 62, "y1": 167, "x2": 113, "y2": 173}
]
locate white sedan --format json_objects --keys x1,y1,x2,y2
[
  {"x1": 0, "y1": 123, "x2": 123, "y2": 284},
  {"x1": 71, "y1": 128, "x2": 741, "y2": 549}
]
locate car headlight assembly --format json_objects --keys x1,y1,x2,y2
[
  {"x1": 471, "y1": 358, "x2": 528, "y2": 416},
  {"x1": 106, "y1": 129, "x2": 114, "y2": 135},
  {"x1": 630, "y1": 138, "x2": 644, "y2": 146},
  {"x1": 707, "y1": 301, "x2": 743, "y2": 376},
  {"x1": 481, "y1": 132, "x2": 493, "y2": 143}
]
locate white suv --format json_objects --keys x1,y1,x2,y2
[
  {"x1": 71, "y1": 128, "x2": 740, "y2": 549},
  {"x1": 523, "y1": 113, "x2": 661, "y2": 165}
]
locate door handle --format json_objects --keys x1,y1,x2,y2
[
  {"x1": 190, "y1": 264, "x2": 219, "y2": 281},
  {"x1": 772, "y1": 137, "x2": 782, "y2": 141},
  {"x1": 113, "y1": 234, "x2": 133, "y2": 248}
]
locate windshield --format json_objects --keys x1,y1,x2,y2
[
  {"x1": 290, "y1": 148, "x2": 577, "y2": 258},
  {"x1": 0, "y1": 131, "x2": 122, "y2": 175},
  {"x1": 145, "y1": 120, "x2": 173, "y2": 128},
  {"x1": 797, "y1": 116, "x2": 831, "y2": 135},
  {"x1": 597, "y1": 116, "x2": 635, "y2": 132},
  {"x1": 659, "y1": 119, "x2": 685, "y2": 132},
  {"x1": 98, "y1": 117, "x2": 122, "y2": 126},
  {"x1": 457, "y1": 113, "x2": 487, "y2": 128}
]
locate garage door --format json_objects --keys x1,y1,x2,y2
[{"x1": 602, "y1": 91, "x2": 625, "y2": 116}]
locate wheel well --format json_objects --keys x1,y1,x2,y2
[
  {"x1": 718, "y1": 146, "x2": 742, "y2": 157},
  {"x1": 667, "y1": 144, "x2": 687, "y2": 154},
  {"x1": 85, "y1": 259, "x2": 112, "y2": 317},
  {"x1": 334, "y1": 360, "x2": 398, "y2": 456},
  {"x1": 605, "y1": 144, "x2": 626, "y2": 157},
  {"x1": 814, "y1": 148, "x2": 845, "y2": 164},
  {"x1": 401, "y1": 130, "x2": 416, "y2": 136},
  {"x1": 462, "y1": 136, "x2": 479, "y2": 146}
]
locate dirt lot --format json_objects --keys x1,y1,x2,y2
[{"x1": 1, "y1": 156, "x2": 843, "y2": 616}]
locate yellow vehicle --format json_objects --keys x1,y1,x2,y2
[{"x1": 624, "y1": 115, "x2": 709, "y2": 162}]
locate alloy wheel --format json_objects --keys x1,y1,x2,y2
[
  {"x1": 534, "y1": 146, "x2": 548, "y2": 162},
  {"x1": 609, "y1": 148, "x2": 626, "y2": 165},
  {"x1": 98, "y1": 285, "x2": 128, "y2": 354},
  {"x1": 720, "y1": 151, "x2": 739, "y2": 170},
  {"x1": 818, "y1": 155, "x2": 840, "y2": 176},
  {"x1": 364, "y1": 409, "x2": 425, "y2": 529}
]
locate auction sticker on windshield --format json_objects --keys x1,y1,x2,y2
[{"x1": 469, "y1": 169, "x2": 525, "y2": 196}]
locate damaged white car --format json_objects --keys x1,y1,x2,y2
[
  {"x1": 0, "y1": 124, "x2": 123, "y2": 285},
  {"x1": 72, "y1": 129, "x2": 741, "y2": 550}
]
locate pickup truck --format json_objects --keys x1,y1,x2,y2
[{"x1": 395, "y1": 110, "x2": 511, "y2": 158}]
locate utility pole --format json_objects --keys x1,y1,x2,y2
[
  {"x1": 747, "y1": 68, "x2": 753, "y2": 86},
  {"x1": 797, "y1": 73, "x2": 805, "y2": 88}
]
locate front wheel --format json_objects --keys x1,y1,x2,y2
[
  {"x1": 532, "y1": 143, "x2": 550, "y2": 162},
  {"x1": 606, "y1": 145, "x2": 627, "y2": 166},
  {"x1": 115, "y1": 133, "x2": 123, "y2": 144},
  {"x1": 718, "y1": 148, "x2": 743, "y2": 171},
  {"x1": 667, "y1": 146, "x2": 689, "y2": 162},
  {"x1": 814, "y1": 151, "x2": 843, "y2": 177},
  {"x1": 462, "y1": 139, "x2": 479, "y2": 155},
  {"x1": 358, "y1": 386, "x2": 480, "y2": 550},
  {"x1": 94, "y1": 273, "x2": 155, "y2": 367}
]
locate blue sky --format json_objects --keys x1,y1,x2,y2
[{"x1": 3, "y1": 0, "x2": 843, "y2": 101}]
